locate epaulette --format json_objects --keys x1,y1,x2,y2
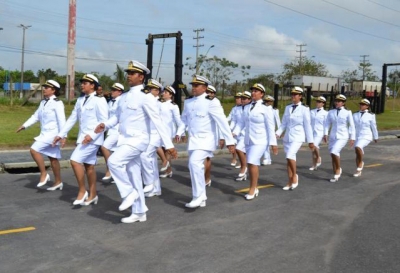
[
  {"x1": 185, "y1": 96, "x2": 194, "y2": 100},
  {"x1": 171, "y1": 101, "x2": 177, "y2": 105},
  {"x1": 158, "y1": 98, "x2": 165, "y2": 103},
  {"x1": 141, "y1": 89, "x2": 149, "y2": 94},
  {"x1": 273, "y1": 107, "x2": 277, "y2": 110},
  {"x1": 205, "y1": 95, "x2": 214, "y2": 100},
  {"x1": 95, "y1": 94, "x2": 104, "y2": 97},
  {"x1": 304, "y1": 105, "x2": 309, "y2": 108},
  {"x1": 54, "y1": 98, "x2": 60, "y2": 101}
]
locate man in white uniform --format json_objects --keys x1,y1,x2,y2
[
  {"x1": 176, "y1": 75, "x2": 235, "y2": 208},
  {"x1": 95, "y1": 61, "x2": 177, "y2": 223}
]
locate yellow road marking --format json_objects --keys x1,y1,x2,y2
[
  {"x1": 365, "y1": 164, "x2": 383, "y2": 168},
  {"x1": 0, "y1": 226, "x2": 36, "y2": 236},
  {"x1": 235, "y1": 184, "x2": 274, "y2": 193}
]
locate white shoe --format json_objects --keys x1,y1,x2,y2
[
  {"x1": 82, "y1": 196, "x2": 98, "y2": 206},
  {"x1": 316, "y1": 157, "x2": 322, "y2": 168},
  {"x1": 235, "y1": 165, "x2": 241, "y2": 169},
  {"x1": 310, "y1": 157, "x2": 322, "y2": 171},
  {"x1": 47, "y1": 183, "x2": 63, "y2": 191},
  {"x1": 73, "y1": 191, "x2": 88, "y2": 205},
  {"x1": 159, "y1": 171, "x2": 173, "y2": 178},
  {"x1": 329, "y1": 169, "x2": 342, "y2": 183},
  {"x1": 160, "y1": 161, "x2": 170, "y2": 172},
  {"x1": 143, "y1": 184, "x2": 154, "y2": 193},
  {"x1": 185, "y1": 194, "x2": 206, "y2": 208},
  {"x1": 37, "y1": 173, "x2": 50, "y2": 187},
  {"x1": 235, "y1": 174, "x2": 247, "y2": 181},
  {"x1": 261, "y1": 160, "x2": 271, "y2": 165},
  {"x1": 291, "y1": 174, "x2": 299, "y2": 190},
  {"x1": 118, "y1": 191, "x2": 139, "y2": 211},
  {"x1": 353, "y1": 171, "x2": 362, "y2": 177},
  {"x1": 356, "y1": 161, "x2": 364, "y2": 172},
  {"x1": 101, "y1": 175, "x2": 112, "y2": 181},
  {"x1": 230, "y1": 161, "x2": 237, "y2": 166},
  {"x1": 282, "y1": 185, "x2": 291, "y2": 190},
  {"x1": 245, "y1": 188, "x2": 259, "y2": 200},
  {"x1": 121, "y1": 213, "x2": 147, "y2": 223},
  {"x1": 206, "y1": 180, "x2": 212, "y2": 187},
  {"x1": 145, "y1": 191, "x2": 161, "y2": 198}
]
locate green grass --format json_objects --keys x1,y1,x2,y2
[{"x1": 0, "y1": 97, "x2": 399, "y2": 149}]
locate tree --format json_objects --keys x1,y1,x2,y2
[
  {"x1": 245, "y1": 73, "x2": 276, "y2": 93},
  {"x1": 37, "y1": 68, "x2": 58, "y2": 80},
  {"x1": 278, "y1": 57, "x2": 329, "y2": 83},
  {"x1": 340, "y1": 69, "x2": 359, "y2": 84},
  {"x1": 340, "y1": 63, "x2": 379, "y2": 83},
  {"x1": 114, "y1": 64, "x2": 127, "y2": 88}
]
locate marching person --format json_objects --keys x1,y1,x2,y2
[
  {"x1": 176, "y1": 75, "x2": 235, "y2": 208},
  {"x1": 158, "y1": 85, "x2": 183, "y2": 178},
  {"x1": 16, "y1": 80, "x2": 66, "y2": 190},
  {"x1": 261, "y1": 95, "x2": 281, "y2": 165},
  {"x1": 352, "y1": 98, "x2": 378, "y2": 177},
  {"x1": 100, "y1": 83, "x2": 124, "y2": 182},
  {"x1": 276, "y1": 87, "x2": 314, "y2": 190},
  {"x1": 309, "y1": 96, "x2": 328, "y2": 171},
  {"x1": 233, "y1": 84, "x2": 278, "y2": 200},
  {"x1": 323, "y1": 94, "x2": 355, "y2": 182},
  {"x1": 226, "y1": 92, "x2": 243, "y2": 167},
  {"x1": 140, "y1": 79, "x2": 165, "y2": 197},
  {"x1": 95, "y1": 61, "x2": 177, "y2": 223},
  {"x1": 54, "y1": 74, "x2": 108, "y2": 205},
  {"x1": 234, "y1": 91, "x2": 252, "y2": 181}
]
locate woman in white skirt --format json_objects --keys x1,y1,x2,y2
[
  {"x1": 309, "y1": 96, "x2": 328, "y2": 171},
  {"x1": 261, "y1": 95, "x2": 281, "y2": 165},
  {"x1": 233, "y1": 84, "x2": 277, "y2": 200},
  {"x1": 100, "y1": 83, "x2": 124, "y2": 182},
  {"x1": 16, "y1": 80, "x2": 66, "y2": 190},
  {"x1": 158, "y1": 85, "x2": 183, "y2": 178},
  {"x1": 276, "y1": 87, "x2": 314, "y2": 190},
  {"x1": 323, "y1": 94, "x2": 355, "y2": 182},
  {"x1": 352, "y1": 98, "x2": 378, "y2": 177},
  {"x1": 226, "y1": 93, "x2": 243, "y2": 166}
]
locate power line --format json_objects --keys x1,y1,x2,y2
[
  {"x1": 367, "y1": 0, "x2": 400, "y2": 14},
  {"x1": 263, "y1": 0, "x2": 400, "y2": 43}
]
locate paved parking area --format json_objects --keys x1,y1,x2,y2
[{"x1": 0, "y1": 138, "x2": 399, "y2": 273}]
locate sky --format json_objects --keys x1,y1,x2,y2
[{"x1": 1, "y1": 0, "x2": 400, "y2": 86}]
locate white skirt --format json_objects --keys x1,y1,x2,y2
[
  {"x1": 70, "y1": 143, "x2": 99, "y2": 165},
  {"x1": 283, "y1": 141, "x2": 303, "y2": 161},
  {"x1": 236, "y1": 136, "x2": 246, "y2": 153},
  {"x1": 328, "y1": 138, "x2": 348, "y2": 157},
  {"x1": 102, "y1": 134, "x2": 119, "y2": 152},
  {"x1": 354, "y1": 138, "x2": 371, "y2": 154},
  {"x1": 245, "y1": 144, "x2": 265, "y2": 165},
  {"x1": 313, "y1": 134, "x2": 324, "y2": 149},
  {"x1": 31, "y1": 141, "x2": 61, "y2": 159}
]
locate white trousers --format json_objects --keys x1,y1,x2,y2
[
  {"x1": 140, "y1": 144, "x2": 161, "y2": 194},
  {"x1": 108, "y1": 144, "x2": 148, "y2": 214},
  {"x1": 188, "y1": 150, "x2": 213, "y2": 199}
]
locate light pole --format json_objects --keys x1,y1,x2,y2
[
  {"x1": 196, "y1": 45, "x2": 214, "y2": 74},
  {"x1": 18, "y1": 24, "x2": 31, "y2": 98}
]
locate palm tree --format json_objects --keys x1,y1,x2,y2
[{"x1": 114, "y1": 64, "x2": 127, "y2": 88}]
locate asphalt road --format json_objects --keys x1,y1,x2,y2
[{"x1": 0, "y1": 138, "x2": 399, "y2": 273}]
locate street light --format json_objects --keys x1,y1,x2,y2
[
  {"x1": 18, "y1": 24, "x2": 31, "y2": 98},
  {"x1": 196, "y1": 45, "x2": 214, "y2": 73}
]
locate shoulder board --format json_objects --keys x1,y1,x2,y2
[
  {"x1": 158, "y1": 98, "x2": 165, "y2": 103},
  {"x1": 141, "y1": 89, "x2": 150, "y2": 94},
  {"x1": 95, "y1": 94, "x2": 104, "y2": 97},
  {"x1": 205, "y1": 95, "x2": 214, "y2": 100},
  {"x1": 273, "y1": 107, "x2": 277, "y2": 110},
  {"x1": 53, "y1": 98, "x2": 60, "y2": 101},
  {"x1": 304, "y1": 105, "x2": 309, "y2": 108},
  {"x1": 185, "y1": 95, "x2": 193, "y2": 100},
  {"x1": 171, "y1": 101, "x2": 177, "y2": 105}
]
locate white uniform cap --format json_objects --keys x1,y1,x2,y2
[
  {"x1": 189, "y1": 75, "x2": 212, "y2": 86},
  {"x1": 42, "y1": 80, "x2": 60, "y2": 90},
  {"x1": 146, "y1": 79, "x2": 163, "y2": 91},
  {"x1": 111, "y1": 83, "x2": 124, "y2": 91},
  {"x1": 125, "y1": 60, "x2": 150, "y2": 75},
  {"x1": 207, "y1": 85, "x2": 217, "y2": 93}
]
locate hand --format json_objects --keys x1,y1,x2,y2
[
  {"x1": 166, "y1": 148, "x2": 178, "y2": 159},
  {"x1": 94, "y1": 123, "x2": 105, "y2": 134},
  {"x1": 52, "y1": 136, "x2": 62, "y2": 147},
  {"x1": 16, "y1": 126, "x2": 25, "y2": 133},
  {"x1": 175, "y1": 135, "x2": 181, "y2": 143},
  {"x1": 60, "y1": 138, "x2": 66, "y2": 148},
  {"x1": 181, "y1": 136, "x2": 187, "y2": 143},
  {"x1": 275, "y1": 134, "x2": 280, "y2": 139},
  {"x1": 82, "y1": 135, "x2": 93, "y2": 145},
  {"x1": 323, "y1": 135, "x2": 328, "y2": 143},
  {"x1": 227, "y1": 145, "x2": 235, "y2": 154},
  {"x1": 308, "y1": 143, "x2": 315, "y2": 150},
  {"x1": 349, "y1": 140, "x2": 354, "y2": 148},
  {"x1": 219, "y1": 139, "x2": 225, "y2": 150},
  {"x1": 271, "y1": 145, "x2": 278, "y2": 155}
]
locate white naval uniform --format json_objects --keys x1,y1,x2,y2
[
  {"x1": 228, "y1": 105, "x2": 242, "y2": 144},
  {"x1": 353, "y1": 110, "x2": 378, "y2": 153},
  {"x1": 263, "y1": 107, "x2": 281, "y2": 163},
  {"x1": 324, "y1": 107, "x2": 355, "y2": 156},
  {"x1": 310, "y1": 107, "x2": 328, "y2": 149},
  {"x1": 140, "y1": 97, "x2": 165, "y2": 196},
  {"x1": 160, "y1": 99, "x2": 183, "y2": 139},
  {"x1": 102, "y1": 96, "x2": 121, "y2": 152},
  {"x1": 176, "y1": 93, "x2": 234, "y2": 200},
  {"x1": 235, "y1": 103, "x2": 250, "y2": 153},
  {"x1": 23, "y1": 95, "x2": 66, "y2": 159},
  {"x1": 104, "y1": 85, "x2": 173, "y2": 214},
  {"x1": 58, "y1": 93, "x2": 108, "y2": 164},
  {"x1": 233, "y1": 100, "x2": 277, "y2": 165},
  {"x1": 276, "y1": 102, "x2": 314, "y2": 160}
]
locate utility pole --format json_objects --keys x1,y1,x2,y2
[
  {"x1": 18, "y1": 24, "x2": 31, "y2": 99},
  {"x1": 360, "y1": 55, "x2": 370, "y2": 81},
  {"x1": 67, "y1": 0, "x2": 77, "y2": 102},
  {"x1": 296, "y1": 44, "x2": 307, "y2": 76},
  {"x1": 193, "y1": 28, "x2": 204, "y2": 74}
]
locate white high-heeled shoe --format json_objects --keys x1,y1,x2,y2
[
  {"x1": 73, "y1": 191, "x2": 88, "y2": 205},
  {"x1": 82, "y1": 196, "x2": 98, "y2": 206},
  {"x1": 282, "y1": 185, "x2": 291, "y2": 190},
  {"x1": 159, "y1": 171, "x2": 173, "y2": 178},
  {"x1": 291, "y1": 174, "x2": 299, "y2": 190},
  {"x1": 330, "y1": 168, "x2": 342, "y2": 183},
  {"x1": 235, "y1": 174, "x2": 247, "y2": 181},
  {"x1": 245, "y1": 188, "x2": 259, "y2": 200},
  {"x1": 47, "y1": 183, "x2": 63, "y2": 191},
  {"x1": 309, "y1": 157, "x2": 322, "y2": 171},
  {"x1": 160, "y1": 161, "x2": 170, "y2": 172},
  {"x1": 37, "y1": 173, "x2": 50, "y2": 187},
  {"x1": 206, "y1": 180, "x2": 212, "y2": 187},
  {"x1": 230, "y1": 161, "x2": 237, "y2": 166},
  {"x1": 357, "y1": 161, "x2": 364, "y2": 172}
]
